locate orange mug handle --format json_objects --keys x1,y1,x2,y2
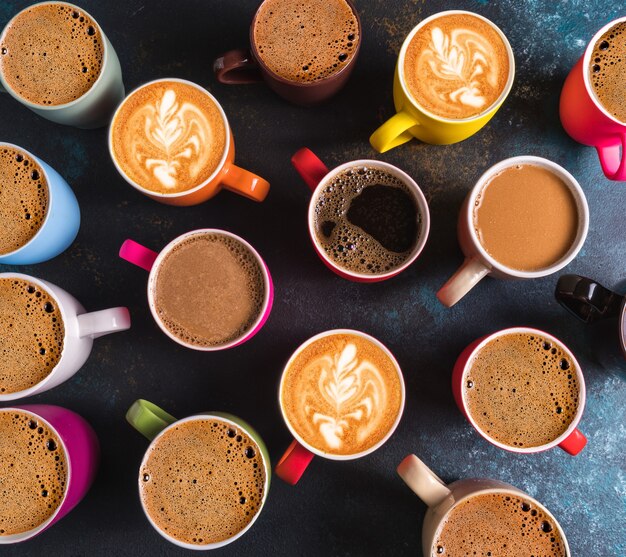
[{"x1": 221, "y1": 162, "x2": 270, "y2": 202}]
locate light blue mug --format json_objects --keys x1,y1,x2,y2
[{"x1": 0, "y1": 143, "x2": 80, "y2": 264}]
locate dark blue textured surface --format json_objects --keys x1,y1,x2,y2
[{"x1": 0, "y1": 1, "x2": 625, "y2": 555}]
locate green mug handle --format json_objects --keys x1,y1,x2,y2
[{"x1": 126, "y1": 399, "x2": 177, "y2": 441}]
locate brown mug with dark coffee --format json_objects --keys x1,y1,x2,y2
[{"x1": 213, "y1": 0, "x2": 361, "y2": 106}]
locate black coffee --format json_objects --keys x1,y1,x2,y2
[{"x1": 313, "y1": 166, "x2": 419, "y2": 275}]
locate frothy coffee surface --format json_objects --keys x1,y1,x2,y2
[
  {"x1": 313, "y1": 166, "x2": 420, "y2": 275},
  {"x1": 140, "y1": 418, "x2": 266, "y2": 545},
  {"x1": 433, "y1": 492, "x2": 566, "y2": 557},
  {"x1": 464, "y1": 332, "x2": 580, "y2": 448},
  {"x1": 0, "y1": 146, "x2": 48, "y2": 255},
  {"x1": 253, "y1": 0, "x2": 359, "y2": 83},
  {"x1": 589, "y1": 21, "x2": 626, "y2": 123},
  {"x1": 474, "y1": 164, "x2": 579, "y2": 272},
  {"x1": 154, "y1": 232, "x2": 265, "y2": 347},
  {"x1": 281, "y1": 333, "x2": 403, "y2": 455},
  {"x1": 0, "y1": 3, "x2": 103, "y2": 106},
  {"x1": 111, "y1": 81, "x2": 227, "y2": 194},
  {"x1": 403, "y1": 13, "x2": 509, "y2": 119},
  {"x1": 0, "y1": 410, "x2": 67, "y2": 536},
  {"x1": 0, "y1": 278, "x2": 64, "y2": 395}
]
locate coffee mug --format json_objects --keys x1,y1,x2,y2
[
  {"x1": 560, "y1": 16, "x2": 626, "y2": 180},
  {"x1": 397, "y1": 454, "x2": 571, "y2": 556},
  {"x1": 213, "y1": 0, "x2": 361, "y2": 105},
  {"x1": 369, "y1": 10, "x2": 515, "y2": 152},
  {"x1": 437, "y1": 156, "x2": 589, "y2": 307},
  {"x1": 556, "y1": 274, "x2": 626, "y2": 371},
  {"x1": 0, "y1": 404, "x2": 99, "y2": 544},
  {"x1": 452, "y1": 326, "x2": 587, "y2": 456},
  {"x1": 0, "y1": 2, "x2": 124, "y2": 129},
  {"x1": 119, "y1": 229, "x2": 273, "y2": 351},
  {"x1": 0, "y1": 272, "x2": 131, "y2": 401},
  {"x1": 275, "y1": 329, "x2": 405, "y2": 485},
  {"x1": 108, "y1": 78, "x2": 270, "y2": 205},
  {"x1": 126, "y1": 399, "x2": 270, "y2": 550},
  {"x1": 291, "y1": 147, "x2": 430, "y2": 282}
]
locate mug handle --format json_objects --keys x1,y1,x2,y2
[
  {"x1": 213, "y1": 48, "x2": 263, "y2": 84},
  {"x1": 437, "y1": 257, "x2": 490, "y2": 308},
  {"x1": 291, "y1": 148, "x2": 329, "y2": 191},
  {"x1": 555, "y1": 274, "x2": 623, "y2": 323},
  {"x1": 397, "y1": 454, "x2": 452, "y2": 507},
  {"x1": 596, "y1": 133, "x2": 626, "y2": 181},
  {"x1": 369, "y1": 111, "x2": 419, "y2": 154},
  {"x1": 77, "y1": 307, "x2": 131, "y2": 339},
  {"x1": 221, "y1": 162, "x2": 270, "y2": 201},
  {"x1": 558, "y1": 428, "x2": 587, "y2": 456},
  {"x1": 126, "y1": 399, "x2": 177, "y2": 441},
  {"x1": 275, "y1": 439, "x2": 315, "y2": 485},
  {"x1": 119, "y1": 239, "x2": 158, "y2": 272}
]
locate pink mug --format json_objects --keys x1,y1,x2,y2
[
  {"x1": 560, "y1": 16, "x2": 626, "y2": 180},
  {"x1": 0, "y1": 404, "x2": 99, "y2": 544}
]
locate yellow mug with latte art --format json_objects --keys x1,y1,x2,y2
[{"x1": 370, "y1": 10, "x2": 515, "y2": 151}]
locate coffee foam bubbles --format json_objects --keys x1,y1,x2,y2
[
  {"x1": 111, "y1": 81, "x2": 227, "y2": 194},
  {"x1": 140, "y1": 418, "x2": 266, "y2": 545},
  {"x1": 0, "y1": 278, "x2": 64, "y2": 395},
  {"x1": 0, "y1": 410, "x2": 67, "y2": 536},
  {"x1": 0, "y1": 147, "x2": 48, "y2": 255}
]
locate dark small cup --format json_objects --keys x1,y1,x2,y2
[
  {"x1": 213, "y1": 0, "x2": 361, "y2": 106},
  {"x1": 555, "y1": 274, "x2": 626, "y2": 372}
]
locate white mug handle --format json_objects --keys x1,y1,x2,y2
[
  {"x1": 397, "y1": 454, "x2": 452, "y2": 508},
  {"x1": 77, "y1": 307, "x2": 131, "y2": 339},
  {"x1": 437, "y1": 257, "x2": 490, "y2": 308}
]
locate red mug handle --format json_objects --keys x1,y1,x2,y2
[
  {"x1": 213, "y1": 48, "x2": 263, "y2": 84},
  {"x1": 291, "y1": 148, "x2": 329, "y2": 192},
  {"x1": 275, "y1": 439, "x2": 315, "y2": 485},
  {"x1": 596, "y1": 133, "x2": 626, "y2": 181},
  {"x1": 119, "y1": 239, "x2": 158, "y2": 272},
  {"x1": 558, "y1": 427, "x2": 587, "y2": 455}
]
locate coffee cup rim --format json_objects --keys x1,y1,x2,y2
[
  {"x1": 397, "y1": 9, "x2": 516, "y2": 124},
  {"x1": 107, "y1": 78, "x2": 232, "y2": 198},
  {"x1": 0, "y1": 1, "x2": 110, "y2": 111},
  {"x1": 464, "y1": 155, "x2": 589, "y2": 279},
  {"x1": 138, "y1": 412, "x2": 270, "y2": 550},
  {"x1": 307, "y1": 159, "x2": 430, "y2": 281},
  {"x1": 278, "y1": 328, "x2": 406, "y2": 461},
  {"x1": 0, "y1": 406, "x2": 71, "y2": 544},
  {"x1": 459, "y1": 326, "x2": 587, "y2": 454},
  {"x1": 146, "y1": 228, "x2": 272, "y2": 351}
]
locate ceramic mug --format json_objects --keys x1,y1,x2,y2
[
  {"x1": 437, "y1": 156, "x2": 589, "y2": 307},
  {"x1": 213, "y1": 0, "x2": 361, "y2": 105},
  {"x1": 108, "y1": 78, "x2": 270, "y2": 205},
  {"x1": 126, "y1": 399, "x2": 271, "y2": 550},
  {"x1": 0, "y1": 142, "x2": 80, "y2": 265},
  {"x1": 0, "y1": 404, "x2": 99, "y2": 544},
  {"x1": 119, "y1": 229, "x2": 273, "y2": 351},
  {"x1": 0, "y1": 1, "x2": 124, "y2": 129},
  {"x1": 369, "y1": 10, "x2": 515, "y2": 152},
  {"x1": 397, "y1": 454, "x2": 571, "y2": 556},
  {"x1": 0, "y1": 272, "x2": 131, "y2": 401},
  {"x1": 560, "y1": 16, "x2": 626, "y2": 181},
  {"x1": 291, "y1": 147, "x2": 430, "y2": 282},
  {"x1": 452, "y1": 326, "x2": 587, "y2": 456}
]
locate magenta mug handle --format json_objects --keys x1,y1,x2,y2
[
  {"x1": 596, "y1": 133, "x2": 626, "y2": 181},
  {"x1": 119, "y1": 239, "x2": 158, "y2": 271}
]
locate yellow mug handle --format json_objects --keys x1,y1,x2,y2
[{"x1": 369, "y1": 110, "x2": 419, "y2": 153}]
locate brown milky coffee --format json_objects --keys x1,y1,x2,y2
[
  {"x1": 0, "y1": 146, "x2": 48, "y2": 255},
  {"x1": 253, "y1": 0, "x2": 359, "y2": 83},
  {"x1": 281, "y1": 333, "x2": 403, "y2": 456},
  {"x1": 0, "y1": 410, "x2": 67, "y2": 536},
  {"x1": 433, "y1": 492, "x2": 566, "y2": 557},
  {"x1": 153, "y1": 232, "x2": 265, "y2": 348},
  {"x1": 589, "y1": 21, "x2": 626, "y2": 122},
  {"x1": 464, "y1": 332, "x2": 580, "y2": 448},
  {"x1": 111, "y1": 80, "x2": 227, "y2": 194},
  {"x1": 0, "y1": 278, "x2": 64, "y2": 395},
  {"x1": 0, "y1": 3, "x2": 104, "y2": 106},
  {"x1": 140, "y1": 418, "x2": 266, "y2": 545},
  {"x1": 474, "y1": 164, "x2": 579, "y2": 271},
  {"x1": 403, "y1": 13, "x2": 509, "y2": 119}
]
